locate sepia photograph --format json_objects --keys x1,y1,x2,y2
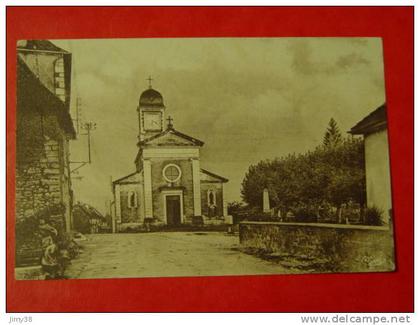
[{"x1": 15, "y1": 37, "x2": 395, "y2": 281}]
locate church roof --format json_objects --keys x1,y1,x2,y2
[
  {"x1": 349, "y1": 103, "x2": 387, "y2": 135},
  {"x1": 139, "y1": 127, "x2": 204, "y2": 147},
  {"x1": 113, "y1": 171, "x2": 143, "y2": 185},
  {"x1": 139, "y1": 88, "x2": 165, "y2": 107},
  {"x1": 201, "y1": 168, "x2": 229, "y2": 183}
]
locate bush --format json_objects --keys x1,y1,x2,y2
[
  {"x1": 16, "y1": 203, "x2": 66, "y2": 250},
  {"x1": 241, "y1": 207, "x2": 278, "y2": 222},
  {"x1": 364, "y1": 206, "x2": 384, "y2": 226},
  {"x1": 243, "y1": 214, "x2": 279, "y2": 222},
  {"x1": 226, "y1": 204, "x2": 281, "y2": 223},
  {"x1": 293, "y1": 206, "x2": 318, "y2": 223}
]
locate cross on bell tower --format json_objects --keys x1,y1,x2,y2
[
  {"x1": 166, "y1": 115, "x2": 174, "y2": 129},
  {"x1": 146, "y1": 75, "x2": 153, "y2": 89}
]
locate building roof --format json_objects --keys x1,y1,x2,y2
[
  {"x1": 17, "y1": 56, "x2": 76, "y2": 138},
  {"x1": 139, "y1": 88, "x2": 165, "y2": 107},
  {"x1": 17, "y1": 40, "x2": 69, "y2": 54},
  {"x1": 73, "y1": 203, "x2": 105, "y2": 220},
  {"x1": 17, "y1": 40, "x2": 69, "y2": 53},
  {"x1": 139, "y1": 126, "x2": 205, "y2": 147},
  {"x1": 113, "y1": 171, "x2": 142, "y2": 185},
  {"x1": 349, "y1": 103, "x2": 387, "y2": 135},
  {"x1": 201, "y1": 168, "x2": 229, "y2": 183}
]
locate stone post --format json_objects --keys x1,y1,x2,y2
[{"x1": 263, "y1": 188, "x2": 270, "y2": 213}]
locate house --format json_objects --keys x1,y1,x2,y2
[
  {"x1": 349, "y1": 103, "x2": 392, "y2": 224},
  {"x1": 16, "y1": 40, "x2": 75, "y2": 232},
  {"x1": 112, "y1": 83, "x2": 228, "y2": 231},
  {"x1": 73, "y1": 202, "x2": 108, "y2": 234}
]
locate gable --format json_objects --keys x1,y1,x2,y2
[
  {"x1": 17, "y1": 57, "x2": 76, "y2": 138},
  {"x1": 113, "y1": 171, "x2": 143, "y2": 185},
  {"x1": 349, "y1": 104, "x2": 387, "y2": 135},
  {"x1": 140, "y1": 128, "x2": 204, "y2": 147},
  {"x1": 147, "y1": 132, "x2": 199, "y2": 146},
  {"x1": 200, "y1": 169, "x2": 228, "y2": 183}
]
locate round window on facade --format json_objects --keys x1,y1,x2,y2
[{"x1": 163, "y1": 164, "x2": 182, "y2": 183}]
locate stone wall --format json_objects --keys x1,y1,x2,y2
[
  {"x1": 239, "y1": 221, "x2": 395, "y2": 273},
  {"x1": 16, "y1": 110, "x2": 71, "y2": 229},
  {"x1": 15, "y1": 266, "x2": 45, "y2": 280}
]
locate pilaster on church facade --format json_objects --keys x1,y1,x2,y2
[
  {"x1": 191, "y1": 158, "x2": 202, "y2": 217},
  {"x1": 112, "y1": 82, "x2": 228, "y2": 231},
  {"x1": 143, "y1": 159, "x2": 153, "y2": 219}
]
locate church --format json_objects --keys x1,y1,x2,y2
[{"x1": 112, "y1": 80, "x2": 229, "y2": 231}]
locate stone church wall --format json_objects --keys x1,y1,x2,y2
[
  {"x1": 119, "y1": 184, "x2": 143, "y2": 223},
  {"x1": 200, "y1": 183, "x2": 223, "y2": 218},
  {"x1": 150, "y1": 158, "x2": 195, "y2": 222}
]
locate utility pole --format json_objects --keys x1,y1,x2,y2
[
  {"x1": 72, "y1": 97, "x2": 82, "y2": 135},
  {"x1": 82, "y1": 122, "x2": 96, "y2": 164},
  {"x1": 70, "y1": 121, "x2": 96, "y2": 174},
  {"x1": 76, "y1": 97, "x2": 81, "y2": 134},
  {"x1": 110, "y1": 175, "x2": 116, "y2": 233}
]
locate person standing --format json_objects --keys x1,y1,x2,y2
[{"x1": 41, "y1": 237, "x2": 59, "y2": 280}]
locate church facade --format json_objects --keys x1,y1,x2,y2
[{"x1": 112, "y1": 83, "x2": 228, "y2": 231}]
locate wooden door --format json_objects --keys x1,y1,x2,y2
[{"x1": 166, "y1": 195, "x2": 181, "y2": 225}]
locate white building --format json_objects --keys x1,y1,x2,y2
[{"x1": 350, "y1": 104, "x2": 392, "y2": 224}]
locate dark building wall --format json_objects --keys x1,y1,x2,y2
[{"x1": 150, "y1": 158, "x2": 194, "y2": 222}]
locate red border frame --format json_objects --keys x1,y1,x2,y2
[{"x1": 6, "y1": 6, "x2": 414, "y2": 312}]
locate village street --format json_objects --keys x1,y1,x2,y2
[{"x1": 66, "y1": 232, "x2": 291, "y2": 279}]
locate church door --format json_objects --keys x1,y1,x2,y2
[{"x1": 166, "y1": 195, "x2": 181, "y2": 225}]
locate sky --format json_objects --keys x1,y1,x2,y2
[{"x1": 53, "y1": 38, "x2": 386, "y2": 214}]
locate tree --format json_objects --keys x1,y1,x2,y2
[
  {"x1": 323, "y1": 118, "x2": 343, "y2": 148},
  {"x1": 227, "y1": 201, "x2": 245, "y2": 216},
  {"x1": 241, "y1": 121, "x2": 365, "y2": 216}
]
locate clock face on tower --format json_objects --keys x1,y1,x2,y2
[{"x1": 144, "y1": 113, "x2": 162, "y2": 131}]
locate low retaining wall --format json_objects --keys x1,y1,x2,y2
[
  {"x1": 15, "y1": 266, "x2": 45, "y2": 280},
  {"x1": 239, "y1": 221, "x2": 395, "y2": 273}
]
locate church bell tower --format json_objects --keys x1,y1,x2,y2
[{"x1": 137, "y1": 76, "x2": 165, "y2": 142}]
